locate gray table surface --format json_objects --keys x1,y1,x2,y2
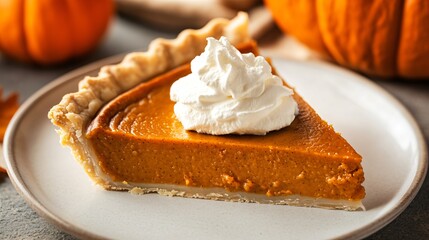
[{"x1": 1, "y1": 16, "x2": 428, "y2": 240}]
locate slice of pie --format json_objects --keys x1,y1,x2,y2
[{"x1": 48, "y1": 13, "x2": 365, "y2": 210}]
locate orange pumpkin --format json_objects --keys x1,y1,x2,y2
[
  {"x1": 0, "y1": 0, "x2": 114, "y2": 65},
  {"x1": 265, "y1": 0, "x2": 429, "y2": 79}
]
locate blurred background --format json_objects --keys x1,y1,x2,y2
[{"x1": 0, "y1": 0, "x2": 428, "y2": 239}]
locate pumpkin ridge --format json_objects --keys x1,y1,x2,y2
[
  {"x1": 65, "y1": 0, "x2": 76, "y2": 59},
  {"x1": 392, "y1": 0, "x2": 406, "y2": 77},
  {"x1": 368, "y1": 0, "x2": 404, "y2": 77},
  {"x1": 21, "y1": 0, "x2": 30, "y2": 62},
  {"x1": 0, "y1": 0, "x2": 31, "y2": 62},
  {"x1": 397, "y1": 0, "x2": 429, "y2": 78}
]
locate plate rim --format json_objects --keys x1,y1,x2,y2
[
  {"x1": 4, "y1": 57, "x2": 428, "y2": 240},
  {"x1": 3, "y1": 55, "x2": 126, "y2": 240}
]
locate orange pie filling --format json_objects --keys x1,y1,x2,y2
[{"x1": 86, "y1": 44, "x2": 365, "y2": 202}]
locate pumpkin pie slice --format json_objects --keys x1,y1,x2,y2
[{"x1": 48, "y1": 13, "x2": 365, "y2": 210}]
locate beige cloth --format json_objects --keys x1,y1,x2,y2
[
  {"x1": 115, "y1": 0, "x2": 258, "y2": 31},
  {"x1": 115, "y1": 0, "x2": 323, "y2": 61},
  {"x1": 116, "y1": 0, "x2": 236, "y2": 31}
]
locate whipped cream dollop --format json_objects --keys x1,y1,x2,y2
[{"x1": 170, "y1": 37, "x2": 298, "y2": 135}]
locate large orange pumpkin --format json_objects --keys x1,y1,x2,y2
[
  {"x1": 0, "y1": 0, "x2": 114, "y2": 65},
  {"x1": 265, "y1": 0, "x2": 429, "y2": 79}
]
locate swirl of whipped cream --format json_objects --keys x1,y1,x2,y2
[{"x1": 170, "y1": 37, "x2": 298, "y2": 135}]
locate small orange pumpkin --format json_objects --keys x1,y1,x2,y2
[
  {"x1": 0, "y1": 0, "x2": 114, "y2": 65},
  {"x1": 265, "y1": 0, "x2": 429, "y2": 79}
]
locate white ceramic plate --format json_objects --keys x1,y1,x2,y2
[{"x1": 4, "y1": 58, "x2": 427, "y2": 240}]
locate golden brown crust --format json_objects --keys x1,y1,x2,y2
[{"x1": 48, "y1": 12, "x2": 250, "y2": 185}]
